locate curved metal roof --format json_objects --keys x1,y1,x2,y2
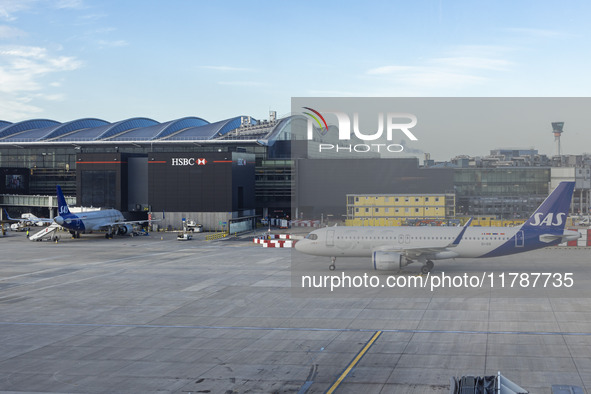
[
  {"x1": 43, "y1": 118, "x2": 110, "y2": 141},
  {"x1": 0, "y1": 115, "x2": 271, "y2": 144},
  {"x1": 261, "y1": 116, "x2": 298, "y2": 145},
  {"x1": 1, "y1": 118, "x2": 110, "y2": 142},
  {"x1": 111, "y1": 116, "x2": 209, "y2": 141},
  {"x1": 165, "y1": 116, "x2": 255, "y2": 141},
  {"x1": 99, "y1": 117, "x2": 159, "y2": 140},
  {"x1": 55, "y1": 117, "x2": 159, "y2": 141},
  {"x1": 0, "y1": 119, "x2": 60, "y2": 140}
]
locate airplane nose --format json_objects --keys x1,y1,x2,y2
[
  {"x1": 294, "y1": 239, "x2": 307, "y2": 253},
  {"x1": 54, "y1": 216, "x2": 64, "y2": 225}
]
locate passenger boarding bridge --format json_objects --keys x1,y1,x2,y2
[{"x1": 0, "y1": 194, "x2": 76, "y2": 218}]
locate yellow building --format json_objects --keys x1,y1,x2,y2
[{"x1": 346, "y1": 193, "x2": 456, "y2": 226}]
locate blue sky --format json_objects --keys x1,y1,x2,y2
[{"x1": 1, "y1": 0, "x2": 590, "y2": 140}]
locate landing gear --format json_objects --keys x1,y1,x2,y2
[
  {"x1": 420, "y1": 260, "x2": 434, "y2": 274},
  {"x1": 329, "y1": 256, "x2": 336, "y2": 271},
  {"x1": 105, "y1": 233, "x2": 113, "y2": 239},
  {"x1": 70, "y1": 231, "x2": 80, "y2": 239}
]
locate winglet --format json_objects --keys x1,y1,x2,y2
[{"x1": 450, "y1": 217, "x2": 472, "y2": 246}]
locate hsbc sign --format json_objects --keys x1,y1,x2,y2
[{"x1": 171, "y1": 158, "x2": 208, "y2": 166}]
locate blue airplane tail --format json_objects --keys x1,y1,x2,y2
[
  {"x1": 481, "y1": 182, "x2": 575, "y2": 258},
  {"x1": 521, "y1": 181, "x2": 575, "y2": 234},
  {"x1": 56, "y1": 185, "x2": 72, "y2": 217}
]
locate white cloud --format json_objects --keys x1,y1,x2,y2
[
  {"x1": 307, "y1": 90, "x2": 358, "y2": 96},
  {"x1": 202, "y1": 65, "x2": 253, "y2": 72},
  {"x1": 218, "y1": 81, "x2": 266, "y2": 87},
  {"x1": 366, "y1": 65, "x2": 486, "y2": 89},
  {"x1": 0, "y1": 0, "x2": 86, "y2": 21},
  {"x1": 0, "y1": 24, "x2": 26, "y2": 39},
  {"x1": 0, "y1": 45, "x2": 82, "y2": 119},
  {"x1": 0, "y1": 96, "x2": 42, "y2": 120},
  {"x1": 96, "y1": 39, "x2": 129, "y2": 48},
  {"x1": 431, "y1": 56, "x2": 512, "y2": 71},
  {"x1": 0, "y1": 0, "x2": 37, "y2": 21},
  {"x1": 367, "y1": 65, "x2": 413, "y2": 75},
  {"x1": 55, "y1": 0, "x2": 85, "y2": 9},
  {"x1": 503, "y1": 27, "x2": 570, "y2": 39},
  {"x1": 0, "y1": 46, "x2": 81, "y2": 85},
  {"x1": 366, "y1": 45, "x2": 514, "y2": 90}
]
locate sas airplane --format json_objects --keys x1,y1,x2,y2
[
  {"x1": 2, "y1": 210, "x2": 53, "y2": 231},
  {"x1": 295, "y1": 182, "x2": 581, "y2": 274},
  {"x1": 53, "y1": 185, "x2": 157, "y2": 239}
]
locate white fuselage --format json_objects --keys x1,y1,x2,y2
[
  {"x1": 295, "y1": 225, "x2": 578, "y2": 260},
  {"x1": 55, "y1": 209, "x2": 125, "y2": 232}
]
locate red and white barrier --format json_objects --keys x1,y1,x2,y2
[
  {"x1": 262, "y1": 240, "x2": 294, "y2": 248},
  {"x1": 253, "y1": 235, "x2": 296, "y2": 248},
  {"x1": 561, "y1": 228, "x2": 590, "y2": 247}
]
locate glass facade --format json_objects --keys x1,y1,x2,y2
[
  {"x1": 454, "y1": 168, "x2": 551, "y2": 219},
  {"x1": 255, "y1": 159, "x2": 293, "y2": 208},
  {"x1": 0, "y1": 147, "x2": 78, "y2": 195},
  {"x1": 0, "y1": 142, "x2": 290, "y2": 215}
]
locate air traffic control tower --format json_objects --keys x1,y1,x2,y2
[{"x1": 552, "y1": 121, "x2": 565, "y2": 156}]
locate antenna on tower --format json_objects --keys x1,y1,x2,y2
[{"x1": 551, "y1": 122, "x2": 564, "y2": 156}]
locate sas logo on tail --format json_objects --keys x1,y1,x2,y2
[{"x1": 530, "y1": 212, "x2": 565, "y2": 226}]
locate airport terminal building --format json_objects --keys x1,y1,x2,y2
[
  {"x1": 1, "y1": 114, "x2": 590, "y2": 231},
  {"x1": 0, "y1": 115, "x2": 290, "y2": 230},
  {"x1": 0, "y1": 113, "x2": 459, "y2": 230}
]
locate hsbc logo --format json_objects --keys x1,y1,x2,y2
[
  {"x1": 171, "y1": 158, "x2": 207, "y2": 166},
  {"x1": 530, "y1": 212, "x2": 565, "y2": 226}
]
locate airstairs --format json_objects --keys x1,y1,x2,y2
[{"x1": 29, "y1": 223, "x2": 61, "y2": 241}]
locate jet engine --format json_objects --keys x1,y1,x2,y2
[
  {"x1": 372, "y1": 251, "x2": 412, "y2": 270},
  {"x1": 117, "y1": 224, "x2": 133, "y2": 235}
]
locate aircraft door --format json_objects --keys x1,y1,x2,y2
[
  {"x1": 326, "y1": 230, "x2": 335, "y2": 247},
  {"x1": 515, "y1": 230, "x2": 524, "y2": 247}
]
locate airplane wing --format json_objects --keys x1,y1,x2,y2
[
  {"x1": 372, "y1": 218, "x2": 473, "y2": 259},
  {"x1": 448, "y1": 217, "x2": 473, "y2": 247},
  {"x1": 2, "y1": 209, "x2": 53, "y2": 224},
  {"x1": 373, "y1": 244, "x2": 456, "y2": 259},
  {"x1": 94, "y1": 214, "x2": 165, "y2": 232}
]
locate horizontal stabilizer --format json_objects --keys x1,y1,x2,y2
[{"x1": 539, "y1": 230, "x2": 581, "y2": 244}]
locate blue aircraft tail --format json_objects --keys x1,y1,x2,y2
[
  {"x1": 3, "y1": 208, "x2": 16, "y2": 221},
  {"x1": 56, "y1": 185, "x2": 72, "y2": 217},
  {"x1": 521, "y1": 181, "x2": 575, "y2": 234}
]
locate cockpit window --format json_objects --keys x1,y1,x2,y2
[{"x1": 306, "y1": 233, "x2": 318, "y2": 240}]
